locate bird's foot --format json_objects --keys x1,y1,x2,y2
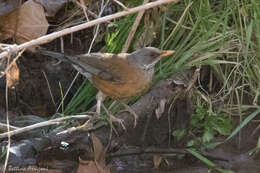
[
  {"x1": 77, "y1": 92, "x2": 126, "y2": 131},
  {"x1": 101, "y1": 104, "x2": 126, "y2": 130},
  {"x1": 118, "y1": 102, "x2": 138, "y2": 127}
]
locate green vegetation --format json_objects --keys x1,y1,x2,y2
[
  {"x1": 187, "y1": 148, "x2": 235, "y2": 173},
  {"x1": 56, "y1": 0, "x2": 260, "y2": 171},
  {"x1": 105, "y1": 13, "x2": 139, "y2": 53},
  {"x1": 172, "y1": 95, "x2": 233, "y2": 149},
  {"x1": 188, "y1": 98, "x2": 232, "y2": 148},
  {"x1": 63, "y1": 0, "x2": 260, "y2": 162}
]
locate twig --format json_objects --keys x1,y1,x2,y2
[
  {"x1": 78, "y1": 0, "x2": 90, "y2": 22},
  {"x1": 184, "y1": 68, "x2": 200, "y2": 94},
  {"x1": 55, "y1": 0, "x2": 109, "y2": 112},
  {"x1": 166, "y1": 17, "x2": 192, "y2": 30},
  {"x1": 122, "y1": 0, "x2": 149, "y2": 53},
  {"x1": 3, "y1": 50, "x2": 12, "y2": 172},
  {"x1": 42, "y1": 70, "x2": 56, "y2": 107},
  {"x1": 0, "y1": 49, "x2": 25, "y2": 78},
  {"x1": 0, "y1": 114, "x2": 91, "y2": 139},
  {"x1": 88, "y1": 0, "x2": 109, "y2": 53},
  {"x1": 113, "y1": 0, "x2": 128, "y2": 10},
  {"x1": 162, "y1": 1, "x2": 193, "y2": 48},
  {"x1": 0, "y1": 123, "x2": 19, "y2": 132},
  {"x1": 87, "y1": 10, "x2": 112, "y2": 25},
  {"x1": 0, "y1": 0, "x2": 176, "y2": 59}
]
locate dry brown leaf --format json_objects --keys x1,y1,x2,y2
[
  {"x1": 153, "y1": 154, "x2": 162, "y2": 168},
  {"x1": 155, "y1": 99, "x2": 167, "y2": 119},
  {"x1": 0, "y1": 0, "x2": 49, "y2": 50},
  {"x1": 92, "y1": 134, "x2": 106, "y2": 165},
  {"x1": 77, "y1": 134, "x2": 110, "y2": 173},
  {"x1": 77, "y1": 160, "x2": 110, "y2": 173},
  {"x1": 77, "y1": 161, "x2": 98, "y2": 173},
  {"x1": 6, "y1": 61, "x2": 19, "y2": 88}
]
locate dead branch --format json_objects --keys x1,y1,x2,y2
[
  {"x1": 0, "y1": 114, "x2": 91, "y2": 139},
  {"x1": 5, "y1": 74, "x2": 182, "y2": 166},
  {"x1": 122, "y1": 0, "x2": 149, "y2": 53},
  {"x1": 0, "y1": 0, "x2": 176, "y2": 59}
]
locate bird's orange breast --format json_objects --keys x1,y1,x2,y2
[{"x1": 92, "y1": 59, "x2": 153, "y2": 99}]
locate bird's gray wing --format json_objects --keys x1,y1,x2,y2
[{"x1": 38, "y1": 50, "x2": 125, "y2": 83}]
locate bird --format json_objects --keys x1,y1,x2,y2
[{"x1": 38, "y1": 47, "x2": 174, "y2": 127}]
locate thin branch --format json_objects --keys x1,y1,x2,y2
[
  {"x1": 0, "y1": 114, "x2": 91, "y2": 139},
  {"x1": 0, "y1": 0, "x2": 176, "y2": 59},
  {"x1": 55, "y1": 0, "x2": 109, "y2": 112},
  {"x1": 42, "y1": 70, "x2": 56, "y2": 107},
  {"x1": 122, "y1": 0, "x2": 149, "y2": 53},
  {"x1": 113, "y1": 0, "x2": 128, "y2": 10},
  {"x1": 0, "y1": 49, "x2": 25, "y2": 78},
  {"x1": 0, "y1": 123, "x2": 19, "y2": 132},
  {"x1": 162, "y1": 1, "x2": 193, "y2": 48},
  {"x1": 78, "y1": 0, "x2": 90, "y2": 21},
  {"x1": 166, "y1": 17, "x2": 192, "y2": 30}
]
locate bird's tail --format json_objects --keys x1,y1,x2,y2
[
  {"x1": 37, "y1": 48, "x2": 87, "y2": 72},
  {"x1": 37, "y1": 48, "x2": 74, "y2": 63},
  {"x1": 36, "y1": 48, "x2": 98, "y2": 78}
]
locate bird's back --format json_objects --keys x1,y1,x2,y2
[{"x1": 92, "y1": 56, "x2": 154, "y2": 99}]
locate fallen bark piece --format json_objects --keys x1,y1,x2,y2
[{"x1": 4, "y1": 74, "x2": 185, "y2": 167}]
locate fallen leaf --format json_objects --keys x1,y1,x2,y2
[
  {"x1": 92, "y1": 134, "x2": 106, "y2": 165},
  {"x1": 77, "y1": 134, "x2": 110, "y2": 173},
  {"x1": 153, "y1": 154, "x2": 162, "y2": 168},
  {"x1": 155, "y1": 99, "x2": 167, "y2": 119},
  {"x1": 0, "y1": 0, "x2": 49, "y2": 50},
  {"x1": 6, "y1": 61, "x2": 19, "y2": 88},
  {"x1": 77, "y1": 160, "x2": 110, "y2": 173}
]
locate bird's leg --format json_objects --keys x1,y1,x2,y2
[
  {"x1": 118, "y1": 101, "x2": 138, "y2": 127},
  {"x1": 75, "y1": 91, "x2": 105, "y2": 130},
  {"x1": 101, "y1": 103, "x2": 126, "y2": 130},
  {"x1": 76, "y1": 92, "x2": 126, "y2": 131},
  {"x1": 96, "y1": 91, "x2": 105, "y2": 115},
  {"x1": 97, "y1": 92, "x2": 125, "y2": 129}
]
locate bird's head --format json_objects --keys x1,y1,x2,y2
[{"x1": 128, "y1": 47, "x2": 174, "y2": 70}]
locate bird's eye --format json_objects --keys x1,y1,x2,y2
[{"x1": 150, "y1": 52, "x2": 158, "y2": 58}]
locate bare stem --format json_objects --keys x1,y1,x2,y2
[
  {"x1": 0, "y1": 0, "x2": 176, "y2": 58},
  {"x1": 122, "y1": 0, "x2": 149, "y2": 53},
  {"x1": 0, "y1": 115, "x2": 91, "y2": 139}
]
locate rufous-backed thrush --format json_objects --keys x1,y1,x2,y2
[{"x1": 39, "y1": 47, "x2": 174, "y2": 126}]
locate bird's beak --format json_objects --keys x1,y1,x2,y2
[
  {"x1": 160, "y1": 50, "x2": 175, "y2": 57},
  {"x1": 145, "y1": 50, "x2": 175, "y2": 70}
]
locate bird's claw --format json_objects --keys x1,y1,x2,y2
[{"x1": 118, "y1": 102, "x2": 138, "y2": 127}]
